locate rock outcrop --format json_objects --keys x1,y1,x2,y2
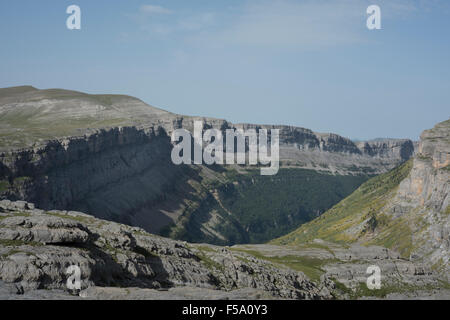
[
  {"x1": 1, "y1": 200, "x2": 447, "y2": 300},
  {"x1": 275, "y1": 119, "x2": 450, "y2": 281},
  {"x1": 0, "y1": 200, "x2": 330, "y2": 299},
  {"x1": 390, "y1": 119, "x2": 449, "y2": 276},
  {"x1": 356, "y1": 139, "x2": 414, "y2": 161}
]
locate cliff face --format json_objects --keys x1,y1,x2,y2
[
  {"x1": 0, "y1": 127, "x2": 192, "y2": 232},
  {"x1": 0, "y1": 86, "x2": 446, "y2": 299},
  {"x1": 0, "y1": 86, "x2": 413, "y2": 174},
  {"x1": 391, "y1": 120, "x2": 449, "y2": 272},
  {"x1": 356, "y1": 139, "x2": 415, "y2": 161},
  {"x1": 204, "y1": 122, "x2": 414, "y2": 175},
  {"x1": 418, "y1": 120, "x2": 450, "y2": 169},
  {"x1": 275, "y1": 119, "x2": 449, "y2": 279},
  {"x1": 0, "y1": 86, "x2": 415, "y2": 243}
]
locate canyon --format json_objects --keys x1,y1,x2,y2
[
  {"x1": 0, "y1": 85, "x2": 448, "y2": 299},
  {"x1": 0, "y1": 86, "x2": 414, "y2": 245}
]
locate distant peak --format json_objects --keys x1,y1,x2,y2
[{"x1": 0, "y1": 85, "x2": 38, "y2": 96}]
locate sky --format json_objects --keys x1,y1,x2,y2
[{"x1": 0, "y1": 0, "x2": 449, "y2": 140}]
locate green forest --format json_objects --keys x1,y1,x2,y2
[{"x1": 170, "y1": 168, "x2": 370, "y2": 245}]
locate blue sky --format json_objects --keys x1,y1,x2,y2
[{"x1": 0, "y1": 0, "x2": 449, "y2": 140}]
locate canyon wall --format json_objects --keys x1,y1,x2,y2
[{"x1": 0, "y1": 86, "x2": 415, "y2": 242}]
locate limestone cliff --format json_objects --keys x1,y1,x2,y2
[
  {"x1": 0, "y1": 86, "x2": 414, "y2": 244},
  {"x1": 275, "y1": 119, "x2": 449, "y2": 279},
  {"x1": 391, "y1": 119, "x2": 449, "y2": 274}
]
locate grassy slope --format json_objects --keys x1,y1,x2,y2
[
  {"x1": 272, "y1": 160, "x2": 413, "y2": 254},
  {"x1": 230, "y1": 246, "x2": 338, "y2": 282},
  {"x1": 0, "y1": 87, "x2": 168, "y2": 150}
]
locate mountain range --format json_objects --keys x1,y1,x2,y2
[
  {"x1": 0, "y1": 86, "x2": 447, "y2": 299},
  {"x1": 0, "y1": 86, "x2": 414, "y2": 244}
]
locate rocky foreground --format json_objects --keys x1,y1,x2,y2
[{"x1": 0, "y1": 200, "x2": 448, "y2": 300}]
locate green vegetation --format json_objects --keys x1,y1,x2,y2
[
  {"x1": 0, "y1": 86, "x2": 37, "y2": 97},
  {"x1": 349, "y1": 280, "x2": 449, "y2": 299},
  {"x1": 273, "y1": 160, "x2": 413, "y2": 252},
  {"x1": 216, "y1": 169, "x2": 369, "y2": 243},
  {"x1": 294, "y1": 242, "x2": 337, "y2": 255},
  {"x1": 12, "y1": 176, "x2": 32, "y2": 187},
  {"x1": 230, "y1": 247, "x2": 336, "y2": 282},
  {"x1": 1, "y1": 249, "x2": 22, "y2": 258},
  {"x1": 44, "y1": 211, "x2": 94, "y2": 224},
  {"x1": 330, "y1": 278, "x2": 353, "y2": 297},
  {"x1": 445, "y1": 205, "x2": 450, "y2": 216},
  {"x1": 132, "y1": 229, "x2": 155, "y2": 238},
  {"x1": 0, "y1": 212, "x2": 31, "y2": 222},
  {"x1": 165, "y1": 167, "x2": 369, "y2": 245},
  {"x1": 437, "y1": 279, "x2": 450, "y2": 290},
  {"x1": 330, "y1": 276, "x2": 450, "y2": 299},
  {"x1": 351, "y1": 282, "x2": 396, "y2": 299},
  {"x1": 0, "y1": 249, "x2": 37, "y2": 259},
  {"x1": 0, "y1": 180, "x2": 9, "y2": 192},
  {"x1": 0, "y1": 239, "x2": 41, "y2": 247},
  {"x1": 0, "y1": 88, "x2": 141, "y2": 150},
  {"x1": 195, "y1": 245, "x2": 216, "y2": 253},
  {"x1": 196, "y1": 248, "x2": 225, "y2": 273},
  {"x1": 367, "y1": 217, "x2": 413, "y2": 257},
  {"x1": 431, "y1": 258, "x2": 448, "y2": 273}
]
